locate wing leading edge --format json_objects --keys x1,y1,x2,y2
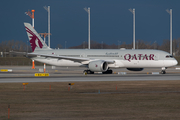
[{"x1": 27, "y1": 53, "x2": 115, "y2": 64}]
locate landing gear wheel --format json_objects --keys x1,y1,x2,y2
[
  {"x1": 103, "y1": 70, "x2": 113, "y2": 74},
  {"x1": 83, "y1": 70, "x2": 87, "y2": 75},
  {"x1": 83, "y1": 70, "x2": 94, "y2": 74},
  {"x1": 161, "y1": 67, "x2": 167, "y2": 74},
  {"x1": 161, "y1": 70, "x2": 166, "y2": 74}
]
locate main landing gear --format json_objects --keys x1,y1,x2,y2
[
  {"x1": 83, "y1": 70, "x2": 94, "y2": 74},
  {"x1": 83, "y1": 69, "x2": 113, "y2": 74},
  {"x1": 161, "y1": 67, "x2": 167, "y2": 74},
  {"x1": 102, "y1": 69, "x2": 113, "y2": 74}
]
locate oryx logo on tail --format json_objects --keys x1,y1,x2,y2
[{"x1": 25, "y1": 26, "x2": 43, "y2": 52}]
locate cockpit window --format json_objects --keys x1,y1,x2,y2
[{"x1": 166, "y1": 55, "x2": 173, "y2": 58}]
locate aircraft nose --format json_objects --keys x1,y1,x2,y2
[{"x1": 172, "y1": 59, "x2": 178, "y2": 66}]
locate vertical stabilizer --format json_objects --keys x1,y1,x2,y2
[{"x1": 24, "y1": 22, "x2": 51, "y2": 52}]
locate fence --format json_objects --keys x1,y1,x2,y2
[{"x1": 0, "y1": 57, "x2": 44, "y2": 66}]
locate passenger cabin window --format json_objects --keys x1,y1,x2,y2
[{"x1": 166, "y1": 55, "x2": 173, "y2": 58}]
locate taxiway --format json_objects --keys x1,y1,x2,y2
[{"x1": 0, "y1": 66, "x2": 180, "y2": 83}]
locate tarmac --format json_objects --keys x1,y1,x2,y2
[{"x1": 0, "y1": 66, "x2": 180, "y2": 83}]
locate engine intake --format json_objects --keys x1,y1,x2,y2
[{"x1": 88, "y1": 60, "x2": 108, "y2": 72}]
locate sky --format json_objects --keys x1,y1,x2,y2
[{"x1": 0, "y1": 0, "x2": 180, "y2": 49}]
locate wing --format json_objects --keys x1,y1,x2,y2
[{"x1": 27, "y1": 52, "x2": 115, "y2": 64}]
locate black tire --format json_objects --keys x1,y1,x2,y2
[
  {"x1": 103, "y1": 70, "x2": 113, "y2": 74},
  {"x1": 83, "y1": 70, "x2": 94, "y2": 74},
  {"x1": 88, "y1": 70, "x2": 94, "y2": 74},
  {"x1": 83, "y1": 70, "x2": 87, "y2": 75},
  {"x1": 161, "y1": 71, "x2": 166, "y2": 74}
]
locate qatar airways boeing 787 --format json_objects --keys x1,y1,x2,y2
[{"x1": 24, "y1": 22, "x2": 178, "y2": 74}]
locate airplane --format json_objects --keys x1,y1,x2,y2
[{"x1": 24, "y1": 22, "x2": 178, "y2": 74}]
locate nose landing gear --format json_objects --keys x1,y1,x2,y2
[
  {"x1": 161, "y1": 67, "x2": 167, "y2": 74},
  {"x1": 161, "y1": 70, "x2": 166, "y2": 74}
]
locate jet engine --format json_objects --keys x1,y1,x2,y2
[
  {"x1": 126, "y1": 68, "x2": 144, "y2": 71},
  {"x1": 88, "y1": 60, "x2": 108, "y2": 72}
]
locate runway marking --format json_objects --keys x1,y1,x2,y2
[
  {"x1": 1, "y1": 69, "x2": 8, "y2": 72},
  {"x1": 0, "y1": 74, "x2": 180, "y2": 83},
  {"x1": 34, "y1": 73, "x2": 49, "y2": 77},
  {"x1": 1, "y1": 69, "x2": 12, "y2": 72}
]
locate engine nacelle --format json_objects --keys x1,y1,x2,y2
[
  {"x1": 88, "y1": 60, "x2": 108, "y2": 72},
  {"x1": 126, "y1": 68, "x2": 144, "y2": 71}
]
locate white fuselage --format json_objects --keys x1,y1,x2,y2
[{"x1": 31, "y1": 49, "x2": 178, "y2": 68}]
